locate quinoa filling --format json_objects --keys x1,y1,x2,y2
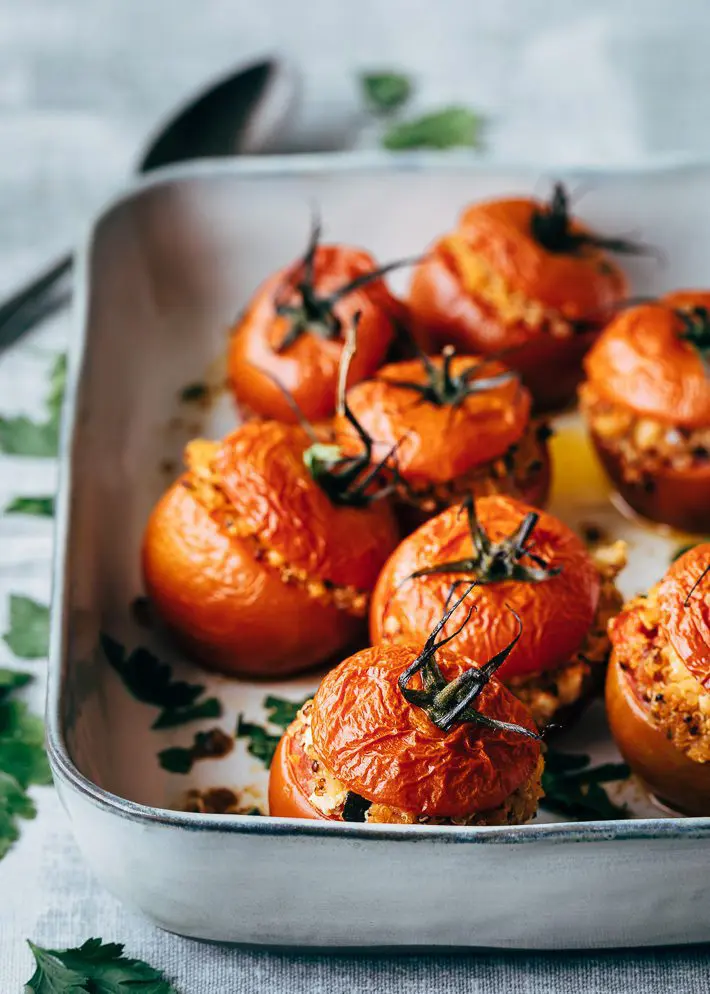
[
  {"x1": 181, "y1": 440, "x2": 368, "y2": 617},
  {"x1": 442, "y1": 236, "x2": 577, "y2": 340},
  {"x1": 612, "y1": 586, "x2": 710, "y2": 763},
  {"x1": 508, "y1": 541, "x2": 626, "y2": 726},
  {"x1": 580, "y1": 383, "x2": 710, "y2": 482},
  {"x1": 398, "y1": 421, "x2": 549, "y2": 514},
  {"x1": 291, "y1": 702, "x2": 544, "y2": 826}
]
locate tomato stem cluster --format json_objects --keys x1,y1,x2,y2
[
  {"x1": 530, "y1": 182, "x2": 653, "y2": 258},
  {"x1": 273, "y1": 214, "x2": 417, "y2": 351},
  {"x1": 407, "y1": 494, "x2": 562, "y2": 586},
  {"x1": 387, "y1": 346, "x2": 517, "y2": 407},
  {"x1": 677, "y1": 306, "x2": 710, "y2": 376},
  {"x1": 398, "y1": 583, "x2": 540, "y2": 739}
]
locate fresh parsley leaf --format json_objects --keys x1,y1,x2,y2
[
  {"x1": 382, "y1": 106, "x2": 483, "y2": 151},
  {"x1": 0, "y1": 770, "x2": 37, "y2": 860},
  {"x1": 0, "y1": 416, "x2": 59, "y2": 456},
  {"x1": 0, "y1": 667, "x2": 32, "y2": 700},
  {"x1": 4, "y1": 495, "x2": 55, "y2": 517},
  {"x1": 179, "y1": 382, "x2": 208, "y2": 403},
  {"x1": 26, "y1": 937, "x2": 179, "y2": 994},
  {"x1": 236, "y1": 695, "x2": 310, "y2": 767},
  {"x1": 0, "y1": 672, "x2": 50, "y2": 861},
  {"x1": 152, "y1": 697, "x2": 222, "y2": 730},
  {"x1": 360, "y1": 71, "x2": 413, "y2": 113},
  {"x1": 0, "y1": 698, "x2": 52, "y2": 789},
  {"x1": 0, "y1": 352, "x2": 66, "y2": 457},
  {"x1": 3, "y1": 594, "x2": 50, "y2": 659},
  {"x1": 101, "y1": 635, "x2": 205, "y2": 710},
  {"x1": 157, "y1": 746, "x2": 194, "y2": 775},
  {"x1": 542, "y1": 749, "x2": 630, "y2": 821}
]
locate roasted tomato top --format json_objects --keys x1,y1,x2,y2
[
  {"x1": 310, "y1": 642, "x2": 540, "y2": 818},
  {"x1": 228, "y1": 244, "x2": 398, "y2": 423},
  {"x1": 408, "y1": 192, "x2": 628, "y2": 351},
  {"x1": 213, "y1": 421, "x2": 398, "y2": 588},
  {"x1": 371, "y1": 495, "x2": 600, "y2": 678},
  {"x1": 583, "y1": 293, "x2": 710, "y2": 427},
  {"x1": 334, "y1": 353, "x2": 530, "y2": 485},
  {"x1": 659, "y1": 542, "x2": 710, "y2": 688}
]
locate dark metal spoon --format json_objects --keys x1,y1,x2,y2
[{"x1": 0, "y1": 57, "x2": 296, "y2": 351}]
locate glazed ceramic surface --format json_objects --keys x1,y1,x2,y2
[{"x1": 50, "y1": 156, "x2": 710, "y2": 948}]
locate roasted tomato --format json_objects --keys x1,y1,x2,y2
[
  {"x1": 142, "y1": 419, "x2": 399, "y2": 678},
  {"x1": 606, "y1": 544, "x2": 710, "y2": 815},
  {"x1": 407, "y1": 183, "x2": 637, "y2": 411},
  {"x1": 370, "y1": 494, "x2": 626, "y2": 727},
  {"x1": 227, "y1": 219, "x2": 406, "y2": 423},
  {"x1": 580, "y1": 292, "x2": 710, "y2": 532},
  {"x1": 334, "y1": 348, "x2": 550, "y2": 529},
  {"x1": 269, "y1": 585, "x2": 543, "y2": 824}
]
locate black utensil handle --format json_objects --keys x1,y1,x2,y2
[{"x1": 0, "y1": 254, "x2": 73, "y2": 352}]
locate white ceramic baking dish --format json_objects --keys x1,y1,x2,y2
[{"x1": 49, "y1": 154, "x2": 710, "y2": 949}]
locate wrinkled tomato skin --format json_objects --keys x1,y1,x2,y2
[
  {"x1": 408, "y1": 198, "x2": 628, "y2": 412},
  {"x1": 606, "y1": 649, "x2": 710, "y2": 816},
  {"x1": 268, "y1": 729, "x2": 327, "y2": 820},
  {"x1": 311, "y1": 643, "x2": 540, "y2": 819},
  {"x1": 227, "y1": 245, "x2": 397, "y2": 423},
  {"x1": 142, "y1": 481, "x2": 363, "y2": 678},
  {"x1": 660, "y1": 543, "x2": 710, "y2": 689},
  {"x1": 591, "y1": 431, "x2": 710, "y2": 534},
  {"x1": 370, "y1": 495, "x2": 599, "y2": 681}
]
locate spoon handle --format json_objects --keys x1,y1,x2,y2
[{"x1": 0, "y1": 254, "x2": 73, "y2": 352}]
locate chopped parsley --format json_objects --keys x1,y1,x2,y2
[
  {"x1": 542, "y1": 749, "x2": 630, "y2": 821},
  {"x1": 382, "y1": 106, "x2": 483, "y2": 151},
  {"x1": 0, "y1": 352, "x2": 66, "y2": 457},
  {"x1": 4, "y1": 496, "x2": 55, "y2": 517},
  {"x1": 236, "y1": 694, "x2": 310, "y2": 768},
  {"x1": 360, "y1": 71, "x2": 413, "y2": 114}
]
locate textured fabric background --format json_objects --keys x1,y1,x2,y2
[{"x1": 2, "y1": 1, "x2": 710, "y2": 988}]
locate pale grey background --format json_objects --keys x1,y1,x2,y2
[{"x1": 2, "y1": 0, "x2": 710, "y2": 988}]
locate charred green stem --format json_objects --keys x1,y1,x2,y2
[
  {"x1": 398, "y1": 583, "x2": 539, "y2": 739},
  {"x1": 387, "y1": 345, "x2": 517, "y2": 408},
  {"x1": 273, "y1": 215, "x2": 418, "y2": 352},
  {"x1": 406, "y1": 493, "x2": 561, "y2": 586},
  {"x1": 530, "y1": 183, "x2": 656, "y2": 259}
]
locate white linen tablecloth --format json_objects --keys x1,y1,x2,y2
[{"x1": 2, "y1": 1, "x2": 710, "y2": 988}]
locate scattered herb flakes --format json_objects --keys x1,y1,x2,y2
[
  {"x1": 264, "y1": 694, "x2": 309, "y2": 729},
  {"x1": 158, "y1": 746, "x2": 194, "y2": 775},
  {"x1": 4, "y1": 495, "x2": 55, "y2": 517},
  {"x1": 158, "y1": 727, "x2": 233, "y2": 775},
  {"x1": 152, "y1": 696, "x2": 222, "y2": 730},
  {"x1": 25, "y1": 937, "x2": 179, "y2": 994},
  {"x1": 101, "y1": 634, "x2": 204, "y2": 710},
  {"x1": 236, "y1": 695, "x2": 311, "y2": 767},
  {"x1": 542, "y1": 749, "x2": 630, "y2": 821},
  {"x1": 579, "y1": 520, "x2": 609, "y2": 547},
  {"x1": 130, "y1": 596, "x2": 154, "y2": 630},
  {"x1": 0, "y1": 673, "x2": 51, "y2": 861},
  {"x1": 3, "y1": 594, "x2": 50, "y2": 659},
  {"x1": 382, "y1": 106, "x2": 483, "y2": 151},
  {"x1": 179, "y1": 381, "x2": 209, "y2": 404},
  {"x1": 235, "y1": 716, "x2": 281, "y2": 767},
  {"x1": 0, "y1": 352, "x2": 66, "y2": 457},
  {"x1": 360, "y1": 71, "x2": 413, "y2": 113}
]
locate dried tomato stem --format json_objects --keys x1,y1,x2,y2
[
  {"x1": 273, "y1": 219, "x2": 417, "y2": 352},
  {"x1": 398, "y1": 585, "x2": 539, "y2": 739},
  {"x1": 387, "y1": 346, "x2": 517, "y2": 408},
  {"x1": 530, "y1": 182, "x2": 656, "y2": 258},
  {"x1": 407, "y1": 494, "x2": 561, "y2": 586}
]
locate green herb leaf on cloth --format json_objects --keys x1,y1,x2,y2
[
  {"x1": 360, "y1": 71, "x2": 413, "y2": 113},
  {"x1": 0, "y1": 352, "x2": 66, "y2": 457},
  {"x1": 26, "y1": 937, "x2": 179, "y2": 994},
  {"x1": 383, "y1": 106, "x2": 483, "y2": 150},
  {"x1": 3, "y1": 594, "x2": 50, "y2": 659},
  {"x1": 4, "y1": 496, "x2": 55, "y2": 517}
]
